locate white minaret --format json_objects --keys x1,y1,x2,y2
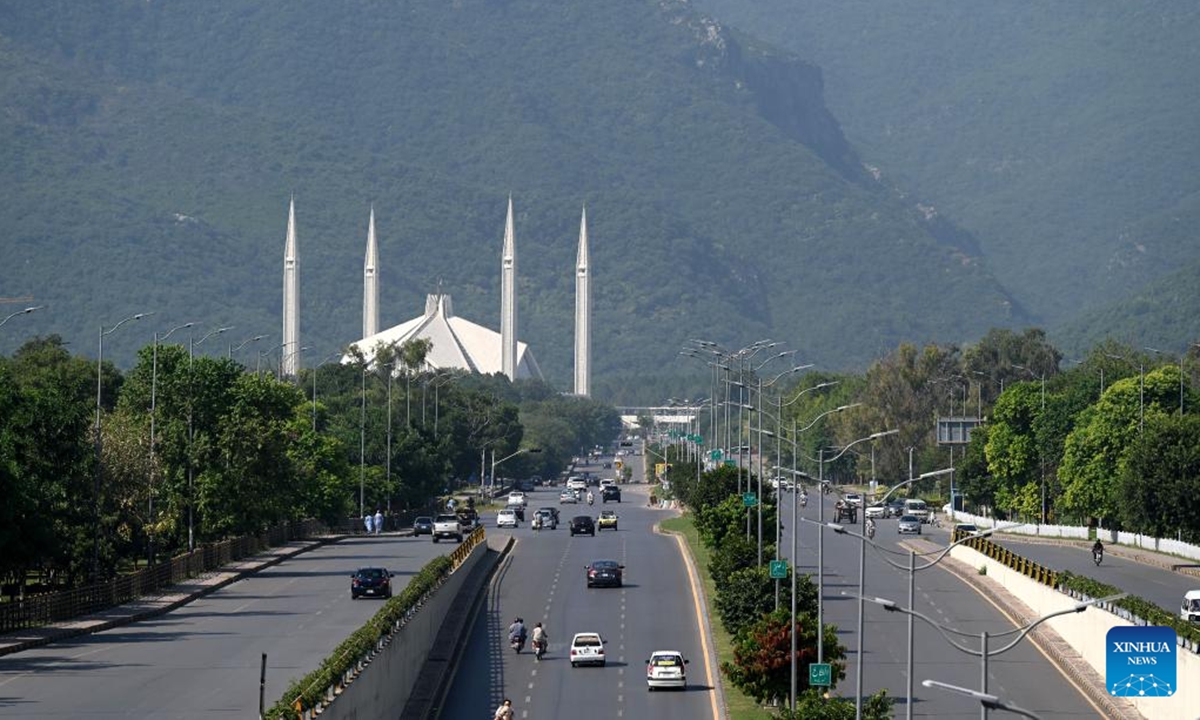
[
  {"x1": 281, "y1": 196, "x2": 300, "y2": 376},
  {"x1": 500, "y1": 196, "x2": 518, "y2": 380},
  {"x1": 363, "y1": 206, "x2": 379, "y2": 339},
  {"x1": 574, "y1": 206, "x2": 591, "y2": 397}
]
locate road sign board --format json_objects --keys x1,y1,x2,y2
[
  {"x1": 742, "y1": 492, "x2": 757, "y2": 507},
  {"x1": 809, "y1": 662, "x2": 832, "y2": 686},
  {"x1": 693, "y1": 435, "x2": 704, "y2": 445},
  {"x1": 769, "y1": 559, "x2": 788, "y2": 579},
  {"x1": 710, "y1": 449, "x2": 723, "y2": 460},
  {"x1": 724, "y1": 459, "x2": 736, "y2": 467}
]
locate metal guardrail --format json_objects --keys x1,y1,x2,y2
[
  {"x1": 0, "y1": 519, "x2": 324, "y2": 634},
  {"x1": 953, "y1": 527, "x2": 1059, "y2": 588},
  {"x1": 449, "y1": 526, "x2": 486, "y2": 570}
]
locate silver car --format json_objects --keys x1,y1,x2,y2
[{"x1": 897, "y1": 514, "x2": 922, "y2": 535}]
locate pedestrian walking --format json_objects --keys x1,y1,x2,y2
[
  {"x1": 364, "y1": 513, "x2": 373, "y2": 534},
  {"x1": 374, "y1": 509, "x2": 384, "y2": 534}
]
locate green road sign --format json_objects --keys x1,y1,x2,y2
[
  {"x1": 710, "y1": 449, "x2": 723, "y2": 461},
  {"x1": 692, "y1": 435, "x2": 704, "y2": 445},
  {"x1": 742, "y1": 492, "x2": 757, "y2": 507},
  {"x1": 769, "y1": 559, "x2": 788, "y2": 579},
  {"x1": 724, "y1": 460, "x2": 737, "y2": 467},
  {"x1": 809, "y1": 662, "x2": 832, "y2": 687}
]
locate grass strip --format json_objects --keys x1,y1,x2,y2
[{"x1": 661, "y1": 513, "x2": 772, "y2": 720}]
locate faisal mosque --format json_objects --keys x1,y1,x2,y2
[{"x1": 279, "y1": 197, "x2": 591, "y2": 396}]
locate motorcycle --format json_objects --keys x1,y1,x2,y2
[
  {"x1": 534, "y1": 639, "x2": 547, "y2": 661},
  {"x1": 587, "y1": 493, "x2": 594, "y2": 506},
  {"x1": 1093, "y1": 548, "x2": 1104, "y2": 566},
  {"x1": 866, "y1": 520, "x2": 876, "y2": 539},
  {"x1": 532, "y1": 516, "x2": 542, "y2": 533},
  {"x1": 800, "y1": 495, "x2": 808, "y2": 508},
  {"x1": 511, "y1": 635, "x2": 525, "y2": 653}
]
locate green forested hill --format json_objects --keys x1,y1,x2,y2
[
  {"x1": 0, "y1": 0, "x2": 1024, "y2": 399},
  {"x1": 697, "y1": 0, "x2": 1200, "y2": 339}
]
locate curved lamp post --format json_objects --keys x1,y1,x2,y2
[
  {"x1": 0, "y1": 304, "x2": 45, "y2": 329},
  {"x1": 149, "y1": 320, "x2": 194, "y2": 564},
  {"x1": 187, "y1": 325, "x2": 232, "y2": 551},
  {"x1": 854, "y1": 589, "x2": 1124, "y2": 719},
  {"x1": 228, "y1": 333, "x2": 266, "y2": 360},
  {"x1": 94, "y1": 311, "x2": 154, "y2": 580},
  {"x1": 922, "y1": 680, "x2": 1042, "y2": 720}
]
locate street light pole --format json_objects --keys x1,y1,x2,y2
[
  {"x1": 187, "y1": 325, "x2": 230, "y2": 553},
  {"x1": 94, "y1": 311, "x2": 153, "y2": 580},
  {"x1": 149, "y1": 321, "x2": 194, "y2": 565},
  {"x1": 0, "y1": 304, "x2": 45, "y2": 329},
  {"x1": 228, "y1": 334, "x2": 266, "y2": 360}
]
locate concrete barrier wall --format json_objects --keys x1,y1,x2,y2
[
  {"x1": 951, "y1": 544, "x2": 1199, "y2": 719},
  {"x1": 319, "y1": 543, "x2": 486, "y2": 720}
]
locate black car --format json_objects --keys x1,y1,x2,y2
[
  {"x1": 885, "y1": 500, "x2": 906, "y2": 518},
  {"x1": 570, "y1": 515, "x2": 596, "y2": 536},
  {"x1": 586, "y1": 559, "x2": 625, "y2": 588},
  {"x1": 351, "y1": 567, "x2": 393, "y2": 599},
  {"x1": 602, "y1": 486, "x2": 621, "y2": 503},
  {"x1": 412, "y1": 516, "x2": 433, "y2": 535}
]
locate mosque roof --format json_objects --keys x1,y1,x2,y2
[{"x1": 347, "y1": 293, "x2": 542, "y2": 379}]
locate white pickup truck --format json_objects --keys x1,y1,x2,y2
[{"x1": 432, "y1": 514, "x2": 465, "y2": 543}]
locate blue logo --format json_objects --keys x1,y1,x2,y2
[{"x1": 1106, "y1": 626, "x2": 1176, "y2": 697}]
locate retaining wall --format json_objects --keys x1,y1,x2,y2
[
  {"x1": 951, "y1": 544, "x2": 1199, "y2": 719},
  {"x1": 316, "y1": 542, "x2": 486, "y2": 720}
]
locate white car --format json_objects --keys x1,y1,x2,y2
[
  {"x1": 507, "y1": 491, "x2": 527, "y2": 507},
  {"x1": 559, "y1": 489, "x2": 578, "y2": 504},
  {"x1": 569, "y1": 632, "x2": 606, "y2": 667},
  {"x1": 646, "y1": 650, "x2": 688, "y2": 690},
  {"x1": 844, "y1": 493, "x2": 863, "y2": 507},
  {"x1": 496, "y1": 508, "x2": 518, "y2": 528},
  {"x1": 865, "y1": 503, "x2": 887, "y2": 519}
]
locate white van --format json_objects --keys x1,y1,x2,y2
[
  {"x1": 1181, "y1": 590, "x2": 1200, "y2": 623},
  {"x1": 903, "y1": 498, "x2": 930, "y2": 523}
]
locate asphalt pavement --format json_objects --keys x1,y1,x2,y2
[
  {"x1": 0, "y1": 533, "x2": 451, "y2": 719},
  {"x1": 440, "y1": 454, "x2": 719, "y2": 720},
  {"x1": 774, "y1": 485, "x2": 1100, "y2": 718},
  {"x1": 992, "y1": 537, "x2": 1199, "y2": 613}
]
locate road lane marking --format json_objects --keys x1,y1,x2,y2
[{"x1": 658, "y1": 522, "x2": 721, "y2": 720}]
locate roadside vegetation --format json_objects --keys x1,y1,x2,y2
[{"x1": 0, "y1": 335, "x2": 618, "y2": 595}]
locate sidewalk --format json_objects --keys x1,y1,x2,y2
[
  {"x1": 0, "y1": 532, "x2": 366, "y2": 657},
  {"x1": 905, "y1": 537, "x2": 1144, "y2": 720}
]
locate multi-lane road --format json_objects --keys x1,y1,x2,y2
[
  {"x1": 442, "y1": 452, "x2": 717, "y2": 719},
  {"x1": 0, "y1": 533, "x2": 449, "y2": 719},
  {"x1": 446, "y1": 454, "x2": 1104, "y2": 718}
]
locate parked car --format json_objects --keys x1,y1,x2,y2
[
  {"x1": 350, "y1": 567, "x2": 393, "y2": 599},
  {"x1": 497, "y1": 508, "x2": 519, "y2": 528},
  {"x1": 585, "y1": 559, "x2": 624, "y2": 588},
  {"x1": 569, "y1": 632, "x2": 607, "y2": 667},
  {"x1": 897, "y1": 515, "x2": 922, "y2": 535},
  {"x1": 560, "y1": 489, "x2": 578, "y2": 504},
  {"x1": 602, "y1": 485, "x2": 621, "y2": 503},
  {"x1": 412, "y1": 516, "x2": 433, "y2": 535},
  {"x1": 597, "y1": 510, "x2": 618, "y2": 531},
  {"x1": 570, "y1": 515, "x2": 596, "y2": 536},
  {"x1": 535, "y1": 507, "x2": 559, "y2": 529},
  {"x1": 646, "y1": 650, "x2": 689, "y2": 690}
]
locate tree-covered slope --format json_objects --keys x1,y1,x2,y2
[
  {"x1": 0, "y1": 0, "x2": 1023, "y2": 393},
  {"x1": 697, "y1": 0, "x2": 1200, "y2": 331}
]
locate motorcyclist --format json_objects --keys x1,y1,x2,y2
[
  {"x1": 586, "y1": 490, "x2": 595, "y2": 505},
  {"x1": 866, "y1": 517, "x2": 876, "y2": 538},
  {"x1": 532, "y1": 513, "x2": 542, "y2": 532},
  {"x1": 800, "y1": 493, "x2": 808, "y2": 508},
  {"x1": 508, "y1": 618, "x2": 526, "y2": 651},
  {"x1": 531, "y1": 622, "x2": 548, "y2": 659},
  {"x1": 1092, "y1": 539, "x2": 1104, "y2": 561},
  {"x1": 494, "y1": 698, "x2": 514, "y2": 720}
]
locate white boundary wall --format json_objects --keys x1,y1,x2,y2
[{"x1": 951, "y1": 543, "x2": 1199, "y2": 719}]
